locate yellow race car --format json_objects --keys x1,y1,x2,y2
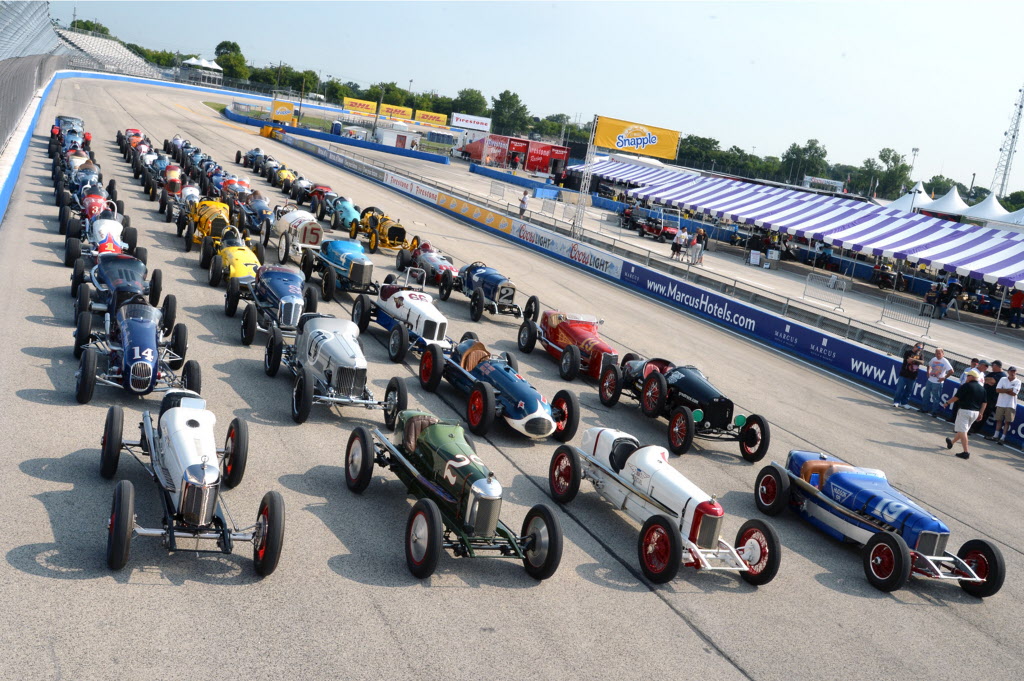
[
  {"x1": 273, "y1": 166, "x2": 298, "y2": 191},
  {"x1": 181, "y1": 199, "x2": 231, "y2": 252},
  {"x1": 349, "y1": 205, "x2": 414, "y2": 253},
  {"x1": 202, "y1": 226, "x2": 265, "y2": 287}
]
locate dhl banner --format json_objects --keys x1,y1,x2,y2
[
  {"x1": 380, "y1": 103, "x2": 413, "y2": 119},
  {"x1": 415, "y1": 110, "x2": 448, "y2": 126},
  {"x1": 436, "y1": 193, "x2": 512, "y2": 234},
  {"x1": 343, "y1": 97, "x2": 377, "y2": 115},
  {"x1": 593, "y1": 116, "x2": 680, "y2": 160},
  {"x1": 270, "y1": 100, "x2": 294, "y2": 122}
]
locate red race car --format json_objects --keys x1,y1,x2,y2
[
  {"x1": 296, "y1": 183, "x2": 332, "y2": 207},
  {"x1": 517, "y1": 310, "x2": 618, "y2": 381},
  {"x1": 396, "y1": 239, "x2": 458, "y2": 285}
]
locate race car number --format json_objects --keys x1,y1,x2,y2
[
  {"x1": 300, "y1": 223, "x2": 323, "y2": 246},
  {"x1": 406, "y1": 292, "x2": 429, "y2": 302},
  {"x1": 497, "y1": 286, "x2": 514, "y2": 305},
  {"x1": 443, "y1": 454, "x2": 485, "y2": 484},
  {"x1": 872, "y1": 498, "x2": 910, "y2": 525},
  {"x1": 307, "y1": 329, "x2": 334, "y2": 364},
  {"x1": 131, "y1": 347, "x2": 155, "y2": 362},
  {"x1": 579, "y1": 337, "x2": 599, "y2": 354}
]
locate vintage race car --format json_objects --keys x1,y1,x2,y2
[
  {"x1": 181, "y1": 199, "x2": 231, "y2": 252},
  {"x1": 141, "y1": 154, "x2": 176, "y2": 200},
  {"x1": 229, "y1": 193, "x2": 273, "y2": 238},
  {"x1": 438, "y1": 261, "x2": 538, "y2": 323},
  {"x1": 116, "y1": 128, "x2": 147, "y2": 156},
  {"x1": 755, "y1": 451, "x2": 1005, "y2": 596},
  {"x1": 220, "y1": 176, "x2": 252, "y2": 207},
  {"x1": 300, "y1": 238, "x2": 378, "y2": 301},
  {"x1": 287, "y1": 176, "x2": 313, "y2": 201},
  {"x1": 550, "y1": 428, "x2": 781, "y2": 585},
  {"x1": 72, "y1": 253, "x2": 167, "y2": 332},
  {"x1": 598, "y1": 355, "x2": 771, "y2": 460},
  {"x1": 264, "y1": 312, "x2": 408, "y2": 424},
  {"x1": 162, "y1": 134, "x2": 185, "y2": 154},
  {"x1": 351, "y1": 269, "x2": 453, "y2": 362},
  {"x1": 308, "y1": 191, "x2": 357, "y2": 226},
  {"x1": 49, "y1": 115, "x2": 91, "y2": 156},
  {"x1": 396, "y1": 240, "x2": 458, "y2": 287},
  {"x1": 345, "y1": 410, "x2": 563, "y2": 579},
  {"x1": 235, "y1": 147, "x2": 267, "y2": 170},
  {"x1": 349, "y1": 206, "x2": 412, "y2": 253},
  {"x1": 293, "y1": 181, "x2": 331, "y2": 207},
  {"x1": 419, "y1": 333, "x2": 579, "y2": 440},
  {"x1": 168, "y1": 183, "x2": 202, "y2": 231},
  {"x1": 57, "y1": 181, "x2": 123, "y2": 236},
  {"x1": 64, "y1": 211, "x2": 139, "y2": 269},
  {"x1": 98, "y1": 392, "x2": 284, "y2": 576},
  {"x1": 259, "y1": 156, "x2": 281, "y2": 180},
  {"x1": 155, "y1": 164, "x2": 185, "y2": 216},
  {"x1": 74, "y1": 296, "x2": 199, "y2": 404},
  {"x1": 518, "y1": 310, "x2": 618, "y2": 381},
  {"x1": 266, "y1": 204, "x2": 327, "y2": 264},
  {"x1": 224, "y1": 264, "x2": 318, "y2": 346},
  {"x1": 202, "y1": 227, "x2": 265, "y2": 288},
  {"x1": 271, "y1": 165, "x2": 298, "y2": 191}
]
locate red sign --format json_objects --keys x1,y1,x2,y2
[
  {"x1": 550, "y1": 146, "x2": 569, "y2": 160},
  {"x1": 508, "y1": 139, "x2": 529, "y2": 154}
]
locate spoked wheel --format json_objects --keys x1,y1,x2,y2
[
  {"x1": 406, "y1": 498, "x2": 443, "y2": 579},
  {"x1": 221, "y1": 418, "x2": 249, "y2": 489},
  {"x1": 739, "y1": 414, "x2": 771, "y2": 462},
  {"x1": 383, "y1": 377, "x2": 407, "y2": 430},
  {"x1": 667, "y1": 406, "x2": 695, "y2": 455},
  {"x1": 99, "y1": 405, "x2": 123, "y2": 479},
  {"x1": 753, "y1": 465, "x2": 790, "y2": 516},
  {"x1": 253, "y1": 491, "x2": 285, "y2": 577},
  {"x1": 558, "y1": 344, "x2": 580, "y2": 380},
  {"x1": 517, "y1": 321, "x2": 537, "y2": 353},
  {"x1": 956, "y1": 539, "x2": 1006, "y2": 598},
  {"x1": 521, "y1": 504, "x2": 563, "y2": 580},
  {"x1": 387, "y1": 324, "x2": 409, "y2": 363},
  {"x1": 523, "y1": 295, "x2": 540, "y2": 322},
  {"x1": 419, "y1": 344, "x2": 444, "y2": 392},
  {"x1": 637, "y1": 515, "x2": 682, "y2": 584},
  {"x1": 466, "y1": 381, "x2": 496, "y2": 435},
  {"x1": 736, "y1": 519, "x2": 782, "y2": 586},
  {"x1": 345, "y1": 426, "x2": 375, "y2": 493},
  {"x1": 106, "y1": 480, "x2": 134, "y2": 571},
  {"x1": 551, "y1": 389, "x2": 579, "y2": 442},
  {"x1": 291, "y1": 364, "x2": 316, "y2": 424},
  {"x1": 598, "y1": 366, "x2": 622, "y2": 407},
  {"x1": 862, "y1": 532, "x2": 911, "y2": 592},
  {"x1": 548, "y1": 445, "x2": 581, "y2": 504},
  {"x1": 640, "y1": 371, "x2": 667, "y2": 417}
]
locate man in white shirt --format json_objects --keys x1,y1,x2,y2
[
  {"x1": 922, "y1": 347, "x2": 954, "y2": 417},
  {"x1": 991, "y1": 366, "x2": 1021, "y2": 444}
]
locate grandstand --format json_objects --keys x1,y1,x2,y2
[{"x1": 56, "y1": 28, "x2": 163, "y2": 79}]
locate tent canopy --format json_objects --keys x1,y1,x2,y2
[
  {"x1": 569, "y1": 159, "x2": 696, "y2": 187},
  {"x1": 961, "y1": 191, "x2": 1009, "y2": 220},
  {"x1": 182, "y1": 57, "x2": 222, "y2": 71},
  {"x1": 915, "y1": 185, "x2": 969, "y2": 216}
]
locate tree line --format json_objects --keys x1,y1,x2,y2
[{"x1": 78, "y1": 20, "x2": 1018, "y2": 209}]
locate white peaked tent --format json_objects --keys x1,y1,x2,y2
[
  {"x1": 915, "y1": 185, "x2": 970, "y2": 216},
  {"x1": 182, "y1": 57, "x2": 222, "y2": 71},
  {"x1": 998, "y1": 205, "x2": 1024, "y2": 226},
  {"x1": 887, "y1": 181, "x2": 929, "y2": 212},
  {"x1": 961, "y1": 191, "x2": 1009, "y2": 220}
]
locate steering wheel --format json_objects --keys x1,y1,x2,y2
[{"x1": 470, "y1": 261, "x2": 487, "y2": 268}]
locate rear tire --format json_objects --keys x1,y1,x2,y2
[
  {"x1": 264, "y1": 327, "x2": 283, "y2": 377},
  {"x1": 291, "y1": 364, "x2": 315, "y2": 424},
  {"x1": 387, "y1": 324, "x2": 409, "y2": 362},
  {"x1": 736, "y1": 519, "x2": 782, "y2": 586},
  {"x1": 863, "y1": 532, "x2": 911, "y2": 593},
  {"x1": 638, "y1": 515, "x2": 682, "y2": 584},
  {"x1": 241, "y1": 304, "x2": 257, "y2": 346},
  {"x1": 221, "y1": 418, "x2": 249, "y2": 489},
  {"x1": 466, "y1": 381, "x2": 496, "y2": 435},
  {"x1": 739, "y1": 414, "x2": 771, "y2": 462},
  {"x1": 521, "y1": 504, "x2": 563, "y2": 580},
  {"x1": 182, "y1": 360, "x2": 202, "y2": 394},
  {"x1": 598, "y1": 366, "x2": 622, "y2": 407},
  {"x1": 524, "y1": 295, "x2": 540, "y2": 322},
  {"x1": 470, "y1": 289, "x2": 485, "y2": 322},
  {"x1": 667, "y1": 406, "x2": 695, "y2": 455},
  {"x1": 383, "y1": 377, "x2": 407, "y2": 431},
  {"x1": 551, "y1": 389, "x2": 580, "y2": 442},
  {"x1": 100, "y1": 406, "x2": 123, "y2": 479},
  {"x1": 418, "y1": 344, "x2": 444, "y2": 392},
  {"x1": 558, "y1": 344, "x2": 580, "y2": 381},
  {"x1": 345, "y1": 426, "x2": 375, "y2": 493},
  {"x1": 76, "y1": 348, "x2": 97, "y2": 404},
  {"x1": 640, "y1": 371, "x2": 668, "y2": 417},
  {"x1": 548, "y1": 445, "x2": 581, "y2": 504},
  {"x1": 517, "y1": 321, "x2": 537, "y2": 353},
  {"x1": 405, "y1": 498, "x2": 443, "y2": 579},
  {"x1": 253, "y1": 491, "x2": 285, "y2": 577},
  {"x1": 321, "y1": 267, "x2": 337, "y2": 302}
]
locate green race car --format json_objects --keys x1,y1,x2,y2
[{"x1": 345, "y1": 410, "x2": 563, "y2": 580}]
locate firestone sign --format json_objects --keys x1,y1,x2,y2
[{"x1": 450, "y1": 112, "x2": 492, "y2": 132}]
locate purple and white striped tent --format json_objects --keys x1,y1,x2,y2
[
  {"x1": 627, "y1": 176, "x2": 1024, "y2": 289},
  {"x1": 568, "y1": 159, "x2": 695, "y2": 187}
]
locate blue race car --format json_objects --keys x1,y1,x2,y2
[
  {"x1": 307, "y1": 192, "x2": 360, "y2": 230},
  {"x1": 300, "y1": 238, "x2": 378, "y2": 301},
  {"x1": 418, "y1": 333, "x2": 579, "y2": 441},
  {"x1": 438, "y1": 261, "x2": 539, "y2": 323},
  {"x1": 225, "y1": 264, "x2": 318, "y2": 346},
  {"x1": 754, "y1": 450, "x2": 1005, "y2": 596}
]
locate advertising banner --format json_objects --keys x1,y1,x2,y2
[
  {"x1": 483, "y1": 135, "x2": 509, "y2": 165},
  {"x1": 451, "y1": 112, "x2": 492, "y2": 132},
  {"x1": 380, "y1": 103, "x2": 413, "y2": 119},
  {"x1": 343, "y1": 97, "x2": 377, "y2": 115},
  {"x1": 437, "y1": 193, "x2": 513, "y2": 233},
  {"x1": 270, "y1": 100, "x2": 294, "y2": 122},
  {"x1": 512, "y1": 219, "x2": 623, "y2": 278},
  {"x1": 593, "y1": 116, "x2": 680, "y2": 160},
  {"x1": 508, "y1": 139, "x2": 529, "y2": 154},
  {"x1": 415, "y1": 110, "x2": 448, "y2": 126},
  {"x1": 384, "y1": 171, "x2": 439, "y2": 204},
  {"x1": 526, "y1": 143, "x2": 552, "y2": 172}
]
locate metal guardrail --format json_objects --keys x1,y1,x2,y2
[
  {"x1": 880, "y1": 295, "x2": 933, "y2": 337},
  {"x1": 803, "y1": 272, "x2": 848, "y2": 311}
]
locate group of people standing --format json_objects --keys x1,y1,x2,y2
[
  {"x1": 670, "y1": 226, "x2": 707, "y2": 264},
  {"x1": 894, "y1": 343, "x2": 1021, "y2": 459}
]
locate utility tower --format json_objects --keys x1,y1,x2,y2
[{"x1": 992, "y1": 83, "x2": 1024, "y2": 198}]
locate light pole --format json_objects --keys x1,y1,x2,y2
[{"x1": 910, "y1": 147, "x2": 919, "y2": 179}]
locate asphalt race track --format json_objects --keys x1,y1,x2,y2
[{"x1": 1, "y1": 80, "x2": 1021, "y2": 681}]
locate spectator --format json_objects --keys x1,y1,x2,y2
[
  {"x1": 893, "y1": 342, "x2": 924, "y2": 408},
  {"x1": 688, "y1": 229, "x2": 703, "y2": 264},
  {"x1": 989, "y1": 366, "x2": 1020, "y2": 444},
  {"x1": 950, "y1": 357, "x2": 980, "y2": 423},
  {"x1": 518, "y1": 190, "x2": 529, "y2": 217},
  {"x1": 978, "y1": 360, "x2": 1006, "y2": 434},
  {"x1": 671, "y1": 226, "x2": 688, "y2": 262},
  {"x1": 921, "y1": 347, "x2": 954, "y2": 417},
  {"x1": 510, "y1": 153, "x2": 520, "y2": 172},
  {"x1": 696, "y1": 228, "x2": 707, "y2": 264},
  {"x1": 943, "y1": 370, "x2": 986, "y2": 460},
  {"x1": 969, "y1": 360, "x2": 991, "y2": 433},
  {"x1": 1009, "y1": 289, "x2": 1024, "y2": 328}
]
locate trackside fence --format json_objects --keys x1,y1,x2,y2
[
  {"x1": 802, "y1": 272, "x2": 848, "y2": 311},
  {"x1": 489, "y1": 181, "x2": 504, "y2": 199},
  {"x1": 880, "y1": 295, "x2": 933, "y2": 337}
]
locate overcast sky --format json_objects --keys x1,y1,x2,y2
[{"x1": 51, "y1": 0, "x2": 1024, "y2": 192}]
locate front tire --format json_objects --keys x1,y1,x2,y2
[
  {"x1": 524, "y1": 295, "x2": 540, "y2": 322},
  {"x1": 548, "y1": 445, "x2": 581, "y2": 504},
  {"x1": 739, "y1": 414, "x2": 771, "y2": 462},
  {"x1": 253, "y1": 491, "x2": 285, "y2": 577},
  {"x1": 221, "y1": 418, "x2": 249, "y2": 489},
  {"x1": 100, "y1": 406, "x2": 123, "y2": 479},
  {"x1": 387, "y1": 324, "x2": 409, "y2": 363},
  {"x1": 345, "y1": 426, "x2": 375, "y2": 493},
  {"x1": 419, "y1": 344, "x2": 444, "y2": 392},
  {"x1": 76, "y1": 348, "x2": 97, "y2": 404},
  {"x1": 383, "y1": 377, "x2": 407, "y2": 431},
  {"x1": 638, "y1": 515, "x2": 681, "y2": 584},
  {"x1": 241, "y1": 303, "x2": 257, "y2": 346},
  {"x1": 753, "y1": 465, "x2": 790, "y2": 516},
  {"x1": 736, "y1": 519, "x2": 782, "y2": 586},
  {"x1": 957, "y1": 539, "x2": 1006, "y2": 598},
  {"x1": 667, "y1": 406, "x2": 695, "y2": 455},
  {"x1": 862, "y1": 532, "x2": 911, "y2": 592},
  {"x1": 640, "y1": 371, "x2": 668, "y2": 417},
  {"x1": 517, "y1": 321, "x2": 537, "y2": 353},
  {"x1": 406, "y1": 498, "x2": 443, "y2": 579},
  {"x1": 106, "y1": 480, "x2": 134, "y2": 570},
  {"x1": 521, "y1": 504, "x2": 563, "y2": 580}
]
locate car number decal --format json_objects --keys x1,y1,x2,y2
[
  {"x1": 497, "y1": 286, "x2": 514, "y2": 305},
  {"x1": 872, "y1": 498, "x2": 909, "y2": 525},
  {"x1": 443, "y1": 454, "x2": 485, "y2": 484},
  {"x1": 131, "y1": 346, "x2": 155, "y2": 362},
  {"x1": 307, "y1": 329, "x2": 334, "y2": 363}
]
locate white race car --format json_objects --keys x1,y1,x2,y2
[
  {"x1": 267, "y1": 203, "x2": 326, "y2": 265},
  {"x1": 351, "y1": 268, "x2": 453, "y2": 363},
  {"x1": 548, "y1": 427, "x2": 782, "y2": 585},
  {"x1": 98, "y1": 391, "x2": 285, "y2": 576}
]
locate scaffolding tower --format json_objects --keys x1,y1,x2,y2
[{"x1": 992, "y1": 83, "x2": 1024, "y2": 198}]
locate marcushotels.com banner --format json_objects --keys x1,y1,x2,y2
[{"x1": 593, "y1": 116, "x2": 681, "y2": 160}]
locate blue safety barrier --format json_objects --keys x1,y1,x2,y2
[{"x1": 469, "y1": 163, "x2": 568, "y2": 191}]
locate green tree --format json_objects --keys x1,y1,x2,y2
[
  {"x1": 452, "y1": 88, "x2": 488, "y2": 116},
  {"x1": 490, "y1": 90, "x2": 531, "y2": 136},
  {"x1": 215, "y1": 52, "x2": 249, "y2": 81},
  {"x1": 782, "y1": 139, "x2": 828, "y2": 182},
  {"x1": 923, "y1": 174, "x2": 955, "y2": 198},
  {"x1": 70, "y1": 19, "x2": 110, "y2": 35},
  {"x1": 874, "y1": 148, "x2": 912, "y2": 199},
  {"x1": 215, "y1": 41, "x2": 241, "y2": 57},
  {"x1": 676, "y1": 135, "x2": 720, "y2": 165},
  {"x1": 1003, "y1": 190, "x2": 1024, "y2": 211},
  {"x1": 364, "y1": 82, "x2": 407, "y2": 106}
]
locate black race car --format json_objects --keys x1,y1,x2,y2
[{"x1": 597, "y1": 354, "x2": 770, "y2": 461}]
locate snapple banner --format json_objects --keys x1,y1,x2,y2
[{"x1": 593, "y1": 116, "x2": 680, "y2": 160}]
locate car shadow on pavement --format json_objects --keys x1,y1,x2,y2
[
  {"x1": 17, "y1": 346, "x2": 78, "y2": 405},
  {"x1": 183, "y1": 304, "x2": 238, "y2": 347},
  {"x1": 26, "y1": 285, "x2": 74, "y2": 328},
  {"x1": 7, "y1": 451, "x2": 260, "y2": 586},
  {"x1": 278, "y1": 465, "x2": 538, "y2": 589}
]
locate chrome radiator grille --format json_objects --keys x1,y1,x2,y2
[
  {"x1": 179, "y1": 482, "x2": 217, "y2": 526},
  {"x1": 129, "y1": 361, "x2": 152, "y2": 392},
  {"x1": 916, "y1": 531, "x2": 948, "y2": 556},
  {"x1": 472, "y1": 497, "x2": 501, "y2": 538},
  {"x1": 334, "y1": 367, "x2": 367, "y2": 398},
  {"x1": 349, "y1": 261, "x2": 372, "y2": 286},
  {"x1": 525, "y1": 417, "x2": 552, "y2": 435},
  {"x1": 422, "y1": 320, "x2": 438, "y2": 341},
  {"x1": 279, "y1": 300, "x2": 301, "y2": 328},
  {"x1": 696, "y1": 514, "x2": 723, "y2": 549}
]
